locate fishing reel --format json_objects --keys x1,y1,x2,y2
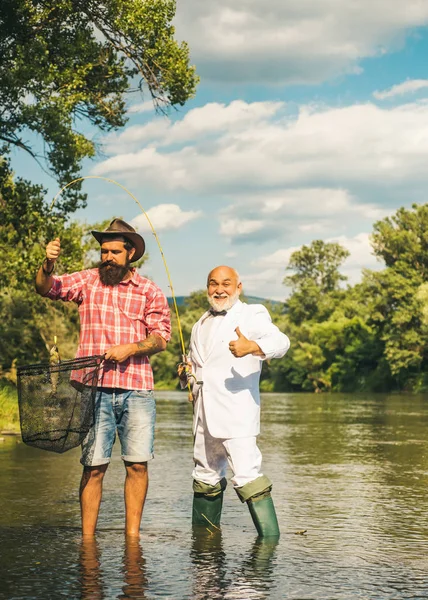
[
  {"x1": 177, "y1": 354, "x2": 204, "y2": 403},
  {"x1": 177, "y1": 354, "x2": 196, "y2": 384}
]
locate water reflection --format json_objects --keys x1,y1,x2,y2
[
  {"x1": 227, "y1": 538, "x2": 278, "y2": 600},
  {"x1": 3, "y1": 393, "x2": 428, "y2": 599},
  {"x1": 191, "y1": 528, "x2": 226, "y2": 599},
  {"x1": 79, "y1": 537, "x2": 104, "y2": 600},
  {"x1": 79, "y1": 536, "x2": 147, "y2": 600},
  {"x1": 190, "y1": 529, "x2": 278, "y2": 600},
  {"x1": 119, "y1": 537, "x2": 147, "y2": 600}
]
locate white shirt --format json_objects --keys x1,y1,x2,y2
[{"x1": 200, "y1": 311, "x2": 227, "y2": 359}]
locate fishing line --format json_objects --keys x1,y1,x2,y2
[{"x1": 49, "y1": 175, "x2": 192, "y2": 398}]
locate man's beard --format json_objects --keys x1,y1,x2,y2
[
  {"x1": 98, "y1": 261, "x2": 131, "y2": 286},
  {"x1": 207, "y1": 290, "x2": 240, "y2": 312}
]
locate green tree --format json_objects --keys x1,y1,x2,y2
[
  {"x1": 0, "y1": 0, "x2": 198, "y2": 209},
  {"x1": 183, "y1": 289, "x2": 209, "y2": 312},
  {"x1": 362, "y1": 204, "x2": 428, "y2": 389},
  {"x1": 271, "y1": 239, "x2": 388, "y2": 393},
  {"x1": 284, "y1": 240, "x2": 350, "y2": 324},
  {"x1": 0, "y1": 1, "x2": 198, "y2": 381},
  {"x1": 0, "y1": 161, "x2": 148, "y2": 377}
]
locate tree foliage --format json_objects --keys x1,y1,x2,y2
[
  {"x1": 0, "y1": 159, "x2": 145, "y2": 379},
  {"x1": 284, "y1": 240, "x2": 350, "y2": 325},
  {"x1": 0, "y1": 0, "x2": 198, "y2": 208},
  {"x1": 266, "y1": 204, "x2": 428, "y2": 393},
  {"x1": 0, "y1": 1, "x2": 199, "y2": 383},
  {"x1": 2, "y1": 151, "x2": 428, "y2": 396},
  {"x1": 151, "y1": 207, "x2": 428, "y2": 393}
]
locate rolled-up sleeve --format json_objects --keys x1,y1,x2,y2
[
  {"x1": 249, "y1": 305, "x2": 290, "y2": 360},
  {"x1": 144, "y1": 287, "x2": 171, "y2": 342},
  {"x1": 46, "y1": 271, "x2": 87, "y2": 303}
]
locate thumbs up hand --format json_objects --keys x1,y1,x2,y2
[
  {"x1": 46, "y1": 237, "x2": 61, "y2": 262},
  {"x1": 229, "y1": 327, "x2": 253, "y2": 358}
]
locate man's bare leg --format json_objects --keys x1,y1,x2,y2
[
  {"x1": 80, "y1": 464, "x2": 108, "y2": 536},
  {"x1": 124, "y1": 462, "x2": 148, "y2": 536}
]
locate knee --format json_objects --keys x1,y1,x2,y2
[
  {"x1": 125, "y1": 461, "x2": 148, "y2": 477},
  {"x1": 235, "y1": 475, "x2": 272, "y2": 503},
  {"x1": 193, "y1": 477, "x2": 227, "y2": 497},
  {"x1": 81, "y1": 464, "x2": 108, "y2": 485}
]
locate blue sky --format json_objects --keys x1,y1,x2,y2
[{"x1": 11, "y1": 1, "x2": 428, "y2": 300}]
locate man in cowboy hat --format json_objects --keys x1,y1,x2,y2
[{"x1": 36, "y1": 218, "x2": 171, "y2": 536}]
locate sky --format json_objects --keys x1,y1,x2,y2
[{"x1": 11, "y1": 0, "x2": 428, "y2": 300}]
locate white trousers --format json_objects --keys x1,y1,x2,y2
[{"x1": 192, "y1": 404, "x2": 263, "y2": 488}]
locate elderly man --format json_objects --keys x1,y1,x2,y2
[
  {"x1": 181, "y1": 266, "x2": 290, "y2": 537},
  {"x1": 35, "y1": 218, "x2": 171, "y2": 536}
]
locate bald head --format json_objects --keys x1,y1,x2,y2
[
  {"x1": 207, "y1": 265, "x2": 242, "y2": 312},
  {"x1": 207, "y1": 265, "x2": 240, "y2": 286}
]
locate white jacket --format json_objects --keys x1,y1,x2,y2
[{"x1": 189, "y1": 300, "x2": 290, "y2": 439}]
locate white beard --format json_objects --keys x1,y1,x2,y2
[{"x1": 207, "y1": 290, "x2": 240, "y2": 312}]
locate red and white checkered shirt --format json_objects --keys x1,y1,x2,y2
[{"x1": 47, "y1": 268, "x2": 171, "y2": 390}]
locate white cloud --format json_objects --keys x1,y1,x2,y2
[
  {"x1": 104, "y1": 121, "x2": 171, "y2": 154},
  {"x1": 219, "y1": 188, "x2": 388, "y2": 243},
  {"x1": 94, "y1": 99, "x2": 428, "y2": 196},
  {"x1": 242, "y1": 247, "x2": 298, "y2": 297},
  {"x1": 131, "y1": 204, "x2": 202, "y2": 233},
  {"x1": 220, "y1": 218, "x2": 264, "y2": 237},
  {"x1": 174, "y1": 0, "x2": 428, "y2": 84},
  {"x1": 374, "y1": 79, "x2": 428, "y2": 100},
  {"x1": 245, "y1": 232, "x2": 381, "y2": 298},
  {"x1": 127, "y1": 100, "x2": 156, "y2": 114},
  {"x1": 103, "y1": 100, "x2": 283, "y2": 153},
  {"x1": 254, "y1": 246, "x2": 302, "y2": 267},
  {"x1": 326, "y1": 232, "x2": 382, "y2": 282},
  {"x1": 240, "y1": 267, "x2": 288, "y2": 300}
]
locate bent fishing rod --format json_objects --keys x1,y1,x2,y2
[{"x1": 50, "y1": 175, "x2": 194, "y2": 400}]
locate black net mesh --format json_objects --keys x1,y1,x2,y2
[{"x1": 17, "y1": 355, "x2": 104, "y2": 453}]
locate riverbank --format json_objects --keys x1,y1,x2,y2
[{"x1": 0, "y1": 385, "x2": 19, "y2": 433}]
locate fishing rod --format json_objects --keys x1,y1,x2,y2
[{"x1": 50, "y1": 175, "x2": 194, "y2": 400}]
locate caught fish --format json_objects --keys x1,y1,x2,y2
[{"x1": 49, "y1": 342, "x2": 61, "y2": 395}]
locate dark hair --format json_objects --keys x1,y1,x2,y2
[{"x1": 100, "y1": 235, "x2": 135, "y2": 253}]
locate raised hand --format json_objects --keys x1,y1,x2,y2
[
  {"x1": 46, "y1": 237, "x2": 61, "y2": 262},
  {"x1": 229, "y1": 327, "x2": 253, "y2": 358}
]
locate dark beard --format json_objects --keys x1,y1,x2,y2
[{"x1": 98, "y1": 261, "x2": 130, "y2": 286}]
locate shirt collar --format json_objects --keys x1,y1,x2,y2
[{"x1": 119, "y1": 268, "x2": 140, "y2": 287}]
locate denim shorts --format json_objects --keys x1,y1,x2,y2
[{"x1": 80, "y1": 389, "x2": 156, "y2": 467}]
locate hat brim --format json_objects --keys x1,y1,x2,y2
[{"x1": 91, "y1": 230, "x2": 145, "y2": 262}]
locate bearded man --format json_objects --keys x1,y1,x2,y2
[
  {"x1": 180, "y1": 266, "x2": 290, "y2": 538},
  {"x1": 35, "y1": 219, "x2": 171, "y2": 536}
]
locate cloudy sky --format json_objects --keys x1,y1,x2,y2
[{"x1": 16, "y1": 1, "x2": 428, "y2": 299}]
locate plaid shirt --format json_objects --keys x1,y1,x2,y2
[{"x1": 47, "y1": 268, "x2": 171, "y2": 390}]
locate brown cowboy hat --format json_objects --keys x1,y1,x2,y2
[{"x1": 91, "y1": 218, "x2": 145, "y2": 262}]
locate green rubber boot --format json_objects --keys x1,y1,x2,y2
[
  {"x1": 247, "y1": 493, "x2": 280, "y2": 538},
  {"x1": 192, "y1": 477, "x2": 227, "y2": 528},
  {"x1": 192, "y1": 493, "x2": 224, "y2": 528}
]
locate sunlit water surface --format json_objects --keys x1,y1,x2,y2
[{"x1": 1, "y1": 392, "x2": 428, "y2": 599}]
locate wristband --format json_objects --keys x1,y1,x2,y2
[{"x1": 42, "y1": 259, "x2": 55, "y2": 276}]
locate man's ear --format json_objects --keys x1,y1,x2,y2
[
  {"x1": 128, "y1": 246, "x2": 136, "y2": 261},
  {"x1": 237, "y1": 281, "x2": 243, "y2": 295}
]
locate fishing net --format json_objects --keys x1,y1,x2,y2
[{"x1": 17, "y1": 355, "x2": 104, "y2": 453}]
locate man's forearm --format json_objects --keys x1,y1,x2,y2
[
  {"x1": 249, "y1": 341, "x2": 265, "y2": 357},
  {"x1": 35, "y1": 259, "x2": 55, "y2": 296},
  {"x1": 134, "y1": 334, "x2": 167, "y2": 357}
]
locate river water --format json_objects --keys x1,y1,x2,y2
[{"x1": 1, "y1": 392, "x2": 428, "y2": 599}]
